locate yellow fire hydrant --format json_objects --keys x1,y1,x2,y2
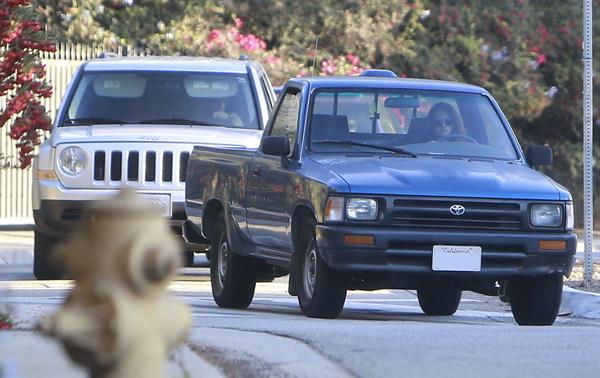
[{"x1": 39, "y1": 190, "x2": 191, "y2": 378}]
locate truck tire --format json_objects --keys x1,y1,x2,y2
[
  {"x1": 297, "y1": 220, "x2": 346, "y2": 318},
  {"x1": 509, "y1": 274, "x2": 563, "y2": 326},
  {"x1": 33, "y1": 231, "x2": 64, "y2": 280},
  {"x1": 417, "y1": 283, "x2": 462, "y2": 316},
  {"x1": 183, "y1": 251, "x2": 195, "y2": 267},
  {"x1": 210, "y1": 213, "x2": 256, "y2": 308}
]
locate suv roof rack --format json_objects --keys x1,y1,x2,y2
[
  {"x1": 97, "y1": 52, "x2": 119, "y2": 59},
  {"x1": 359, "y1": 69, "x2": 397, "y2": 78}
]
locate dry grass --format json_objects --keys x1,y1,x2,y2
[{"x1": 564, "y1": 262, "x2": 600, "y2": 293}]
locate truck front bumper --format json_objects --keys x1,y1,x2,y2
[{"x1": 316, "y1": 225, "x2": 576, "y2": 278}]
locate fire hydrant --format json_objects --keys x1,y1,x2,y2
[{"x1": 39, "y1": 190, "x2": 191, "y2": 378}]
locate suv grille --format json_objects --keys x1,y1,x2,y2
[
  {"x1": 92, "y1": 147, "x2": 189, "y2": 186},
  {"x1": 390, "y1": 199, "x2": 523, "y2": 231}
]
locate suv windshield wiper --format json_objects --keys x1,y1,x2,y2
[
  {"x1": 313, "y1": 140, "x2": 417, "y2": 157},
  {"x1": 138, "y1": 118, "x2": 223, "y2": 127},
  {"x1": 64, "y1": 117, "x2": 126, "y2": 126}
]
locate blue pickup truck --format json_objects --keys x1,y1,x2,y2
[{"x1": 184, "y1": 70, "x2": 576, "y2": 325}]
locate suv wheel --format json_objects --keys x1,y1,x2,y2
[
  {"x1": 417, "y1": 283, "x2": 462, "y2": 315},
  {"x1": 509, "y1": 274, "x2": 563, "y2": 326},
  {"x1": 297, "y1": 219, "x2": 346, "y2": 318},
  {"x1": 210, "y1": 213, "x2": 256, "y2": 308},
  {"x1": 33, "y1": 231, "x2": 64, "y2": 280}
]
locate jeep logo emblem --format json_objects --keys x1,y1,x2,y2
[{"x1": 449, "y1": 204, "x2": 466, "y2": 216}]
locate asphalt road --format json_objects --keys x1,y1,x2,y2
[{"x1": 1, "y1": 232, "x2": 600, "y2": 378}]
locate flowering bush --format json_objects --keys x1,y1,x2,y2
[
  {"x1": 1, "y1": 0, "x2": 55, "y2": 168},
  {"x1": 0, "y1": 311, "x2": 12, "y2": 330}
]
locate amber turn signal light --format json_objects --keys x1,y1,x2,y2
[
  {"x1": 344, "y1": 235, "x2": 375, "y2": 246},
  {"x1": 539, "y1": 240, "x2": 567, "y2": 251},
  {"x1": 36, "y1": 170, "x2": 57, "y2": 180}
]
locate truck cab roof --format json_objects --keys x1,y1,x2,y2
[{"x1": 288, "y1": 76, "x2": 488, "y2": 95}]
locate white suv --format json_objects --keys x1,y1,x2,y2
[{"x1": 32, "y1": 56, "x2": 275, "y2": 279}]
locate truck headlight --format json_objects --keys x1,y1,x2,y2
[
  {"x1": 59, "y1": 146, "x2": 86, "y2": 175},
  {"x1": 565, "y1": 202, "x2": 574, "y2": 230},
  {"x1": 346, "y1": 198, "x2": 378, "y2": 221},
  {"x1": 530, "y1": 204, "x2": 563, "y2": 227}
]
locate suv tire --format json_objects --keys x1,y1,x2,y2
[
  {"x1": 509, "y1": 274, "x2": 563, "y2": 326},
  {"x1": 33, "y1": 231, "x2": 64, "y2": 280},
  {"x1": 210, "y1": 213, "x2": 256, "y2": 308}
]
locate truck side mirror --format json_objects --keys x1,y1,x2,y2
[
  {"x1": 527, "y1": 145, "x2": 553, "y2": 166},
  {"x1": 262, "y1": 136, "x2": 290, "y2": 157}
]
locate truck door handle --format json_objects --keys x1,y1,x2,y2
[{"x1": 251, "y1": 168, "x2": 261, "y2": 177}]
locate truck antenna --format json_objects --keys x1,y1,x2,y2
[{"x1": 311, "y1": 36, "x2": 319, "y2": 77}]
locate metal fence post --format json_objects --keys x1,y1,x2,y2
[{"x1": 582, "y1": 0, "x2": 594, "y2": 287}]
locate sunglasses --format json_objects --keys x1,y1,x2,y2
[{"x1": 432, "y1": 118, "x2": 455, "y2": 128}]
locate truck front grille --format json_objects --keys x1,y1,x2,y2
[
  {"x1": 92, "y1": 148, "x2": 189, "y2": 186},
  {"x1": 390, "y1": 198, "x2": 524, "y2": 231}
]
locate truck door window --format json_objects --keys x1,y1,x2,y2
[{"x1": 269, "y1": 91, "x2": 301, "y2": 157}]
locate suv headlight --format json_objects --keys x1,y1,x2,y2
[
  {"x1": 530, "y1": 204, "x2": 563, "y2": 227},
  {"x1": 59, "y1": 146, "x2": 86, "y2": 175},
  {"x1": 346, "y1": 198, "x2": 378, "y2": 221}
]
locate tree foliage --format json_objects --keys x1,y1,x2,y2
[
  {"x1": 39, "y1": 0, "x2": 600, "y2": 225},
  {"x1": 1, "y1": 0, "x2": 55, "y2": 168}
]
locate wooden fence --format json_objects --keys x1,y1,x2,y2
[{"x1": 0, "y1": 43, "x2": 146, "y2": 225}]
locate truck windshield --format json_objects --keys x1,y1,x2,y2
[
  {"x1": 309, "y1": 90, "x2": 519, "y2": 160},
  {"x1": 63, "y1": 71, "x2": 260, "y2": 129}
]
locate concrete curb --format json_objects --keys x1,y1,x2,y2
[
  {"x1": 561, "y1": 285, "x2": 600, "y2": 319},
  {"x1": 0, "y1": 330, "x2": 223, "y2": 378},
  {"x1": 188, "y1": 327, "x2": 353, "y2": 378}
]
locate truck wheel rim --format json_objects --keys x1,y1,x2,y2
[
  {"x1": 303, "y1": 243, "x2": 317, "y2": 299},
  {"x1": 218, "y1": 237, "x2": 228, "y2": 288}
]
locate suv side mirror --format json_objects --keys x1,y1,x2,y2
[
  {"x1": 262, "y1": 136, "x2": 290, "y2": 157},
  {"x1": 527, "y1": 145, "x2": 553, "y2": 166}
]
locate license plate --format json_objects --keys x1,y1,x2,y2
[
  {"x1": 139, "y1": 193, "x2": 172, "y2": 218},
  {"x1": 432, "y1": 245, "x2": 482, "y2": 272}
]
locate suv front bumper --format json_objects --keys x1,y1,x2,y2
[{"x1": 316, "y1": 225, "x2": 576, "y2": 278}]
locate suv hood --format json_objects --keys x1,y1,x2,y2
[
  {"x1": 50, "y1": 125, "x2": 263, "y2": 149},
  {"x1": 313, "y1": 155, "x2": 569, "y2": 201}
]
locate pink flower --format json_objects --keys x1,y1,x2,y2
[
  {"x1": 207, "y1": 29, "x2": 222, "y2": 43},
  {"x1": 321, "y1": 59, "x2": 337, "y2": 75},
  {"x1": 264, "y1": 55, "x2": 282, "y2": 65},
  {"x1": 346, "y1": 53, "x2": 359, "y2": 66},
  {"x1": 536, "y1": 54, "x2": 547, "y2": 65},
  {"x1": 234, "y1": 18, "x2": 244, "y2": 29}
]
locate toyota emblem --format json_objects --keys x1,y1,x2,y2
[{"x1": 449, "y1": 204, "x2": 466, "y2": 216}]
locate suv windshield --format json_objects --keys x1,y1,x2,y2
[
  {"x1": 309, "y1": 89, "x2": 519, "y2": 160},
  {"x1": 63, "y1": 71, "x2": 260, "y2": 129}
]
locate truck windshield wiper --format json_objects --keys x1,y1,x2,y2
[
  {"x1": 138, "y1": 118, "x2": 223, "y2": 127},
  {"x1": 64, "y1": 117, "x2": 126, "y2": 125},
  {"x1": 313, "y1": 140, "x2": 417, "y2": 157}
]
